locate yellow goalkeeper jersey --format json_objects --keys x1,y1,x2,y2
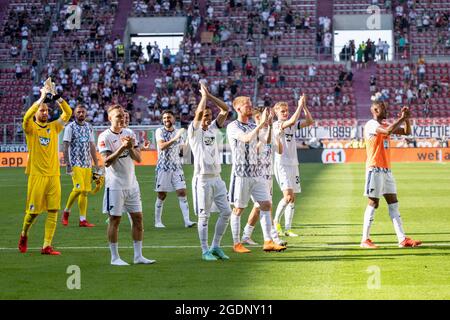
[{"x1": 23, "y1": 100, "x2": 72, "y2": 176}]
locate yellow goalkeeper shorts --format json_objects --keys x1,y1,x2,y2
[
  {"x1": 26, "y1": 175, "x2": 61, "y2": 214},
  {"x1": 72, "y1": 167, "x2": 92, "y2": 192}
]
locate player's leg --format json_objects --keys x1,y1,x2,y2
[
  {"x1": 384, "y1": 192, "x2": 422, "y2": 247},
  {"x1": 155, "y1": 192, "x2": 166, "y2": 227},
  {"x1": 195, "y1": 178, "x2": 213, "y2": 258},
  {"x1": 62, "y1": 167, "x2": 83, "y2": 226},
  {"x1": 252, "y1": 180, "x2": 285, "y2": 251},
  {"x1": 229, "y1": 176, "x2": 251, "y2": 253},
  {"x1": 127, "y1": 188, "x2": 155, "y2": 264},
  {"x1": 283, "y1": 190, "x2": 298, "y2": 236},
  {"x1": 104, "y1": 189, "x2": 128, "y2": 265},
  {"x1": 78, "y1": 168, "x2": 94, "y2": 227},
  {"x1": 361, "y1": 197, "x2": 379, "y2": 248},
  {"x1": 174, "y1": 169, "x2": 195, "y2": 227},
  {"x1": 361, "y1": 169, "x2": 381, "y2": 248},
  {"x1": 209, "y1": 179, "x2": 232, "y2": 260},
  {"x1": 42, "y1": 177, "x2": 62, "y2": 255},
  {"x1": 176, "y1": 188, "x2": 196, "y2": 227},
  {"x1": 242, "y1": 204, "x2": 260, "y2": 245},
  {"x1": 284, "y1": 166, "x2": 301, "y2": 237},
  {"x1": 258, "y1": 200, "x2": 285, "y2": 251},
  {"x1": 154, "y1": 170, "x2": 169, "y2": 227},
  {"x1": 19, "y1": 213, "x2": 38, "y2": 253},
  {"x1": 129, "y1": 212, "x2": 156, "y2": 264},
  {"x1": 19, "y1": 175, "x2": 45, "y2": 252},
  {"x1": 273, "y1": 163, "x2": 288, "y2": 232}
]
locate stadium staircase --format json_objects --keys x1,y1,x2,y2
[
  {"x1": 354, "y1": 63, "x2": 376, "y2": 120},
  {"x1": 112, "y1": 0, "x2": 134, "y2": 39},
  {"x1": 317, "y1": 0, "x2": 334, "y2": 61},
  {"x1": 0, "y1": 0, "x2": 9, "y2": 24}
]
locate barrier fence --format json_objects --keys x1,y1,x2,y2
[{"x1": 1, "y1": 147, "x2": 449, "y2": 168}]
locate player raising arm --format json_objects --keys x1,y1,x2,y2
[
  {"x1": 273, "y1": 95, "x2": 314, "y2": 237},
  {"x1": 241, "y1": 107, "x2": 287, "y2": 250},
  {"x1": 227, "y1": 97, "x2": 277, "y2": 253},
  {"x1": 18, "y1": 78, "x2": 72, "y2": 255},
  {"x1": 360, "y1": 102, "x2": 421, "y2": 248},
  {"x1": 188, "y1": 82, "x2": 232, "y2": 261}
]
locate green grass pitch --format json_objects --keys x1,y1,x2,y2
[{"x1": 0, "y1": 163, "x2": 449, "y2": 299}]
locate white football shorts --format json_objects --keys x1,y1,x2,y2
[
  {"x1": 103, "y1": 187, "x2": 142, "y2": 216},
  {"x1": 274, "y1": 163, "x2": 301, "y2": 193},
  {"x1": 155, "y1": 168, "x2": 187, "y2": 192},
  {"x1": 364, "y1": 167, "x2": 397, "y2": 198}
]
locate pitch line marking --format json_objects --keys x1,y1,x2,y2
[{"x1": 1, "y1": 242, "x2": 450, "y2": 251}]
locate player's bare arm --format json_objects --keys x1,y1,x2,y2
[
  {"x1": 391, "y1": 107, "x2": 412, "y2": 135},
  {"x1": 207, "y1": 87, "x2": 229, "y2": 128},
  {"x1": 127, "y1": 137, "x2": 142, "y2": 163},
  {"x1": 239, "y1": 108, "x2": 269, "y2": 143},
  {"x1": 281, "y1": 94, "x2": 306, "y2": 130},
  {"x1": 102, "y1": 139, "x2": 130, "y2": 167},
  {"x1": 193, "y1": 83, "x2": 208, "y2": 129},
  {"x1": 63, "y1": 141, "x2": 72, "y2": 174},
  {"x1": 158, "y1": 128, "x2": 185, "y2": 150},
  {"x1": 299, "y1": 99, "x2": 314, "y2": 128},
  {"x1": 90, "y1": 141, "x2": 99, "y2": 169},
  {"x1": 377, "y1": 107, "x2": 409, "y2": 136}
]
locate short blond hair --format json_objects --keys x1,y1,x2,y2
[
  {"x1": 273, "y1": 101, "x2": 288, "y2": 113},
  {"x1": 107, "y1": 104, "x2": 123, "y2": 114},
  {"x1": 232, "y1": 96, "x2": 250, "y2": 111}
]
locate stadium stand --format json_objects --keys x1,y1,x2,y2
[{"x1": 0, "y1": 0, "x2": 448, "y2": 144}]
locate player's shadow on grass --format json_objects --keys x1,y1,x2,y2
[
  {"x1": 296, "y1": 223, "x2": 361, "y2": 228},
  {"x1": 253, "y1": 250, "x2": 450, "y2": 262}
]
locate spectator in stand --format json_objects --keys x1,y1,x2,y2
[
  {"x1": 308, "y1": 64, "x2": 317, "y2": 82},
  {"x1": 312, "y1": 94, "x2": 321, "y2": 107}
]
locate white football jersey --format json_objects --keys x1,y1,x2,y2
[
  {"x1": 98, "y1": 128, "x2": 139, "y2": 190},
  {"x1": 227, "y1": 120, "x2": 261, "y2": 177},
  {"x1": 273, "y1": 120, "x2": 299, "y2": 166},
  {"x1": 188, "y1": 120, "x2": 221, "y2": 176},
  {"x1": 155, "y1": 127, "x2": 184, "y2": 172},
  {"x1": 258, "y1": 127, "x2": 274, "y2": 178}
]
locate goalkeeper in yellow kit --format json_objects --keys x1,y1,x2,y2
[{"x1": 18, "y1": 79, "x2": 72, "y2": 255}]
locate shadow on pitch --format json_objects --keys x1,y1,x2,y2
[{"x1": 250, "y1": 250, "x2": 450, "y2": 262}]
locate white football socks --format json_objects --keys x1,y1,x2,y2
[
  {"x1": 155, "y1": 198, "x2": 164, "y2": 224},
  {"x1": 230, "y1": 213, "x2": 241, "y2": 244},
  {"x1": 274, "y1": 198, "x2": 288, "y2": 225},
  {"x1": 212, "y1": 210, "x2": 230, "y2": 248},
  {"x1": 178, "y1": 196, "x2": 191, "y2": 224},
  {"x1": 284, "y1": 203, "x2": 295, "y2": 230},
  {"x1": 198, "y1": 215, "x2": 209, "y2": 253},
  {"x1": 259, "y1": 210, "x2": 273, "y2": 241},
  {"x1": 133, "y1": 240, "x2": 143, "y2": 260},
  {"x1": 362, "y1": 205, "x2": 376, "y2": 241},
  {"x1": 242, "y1": 223, "x2": 255, "y2": 240},
  {"x1": 388, "y1": 202, "x2": 406, "y2": 243}
]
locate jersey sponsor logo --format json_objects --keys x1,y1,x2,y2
[
  {"x1": 322, "y1": 149, "x2": 346, "y2": 164},
  {"x1": 99, "y1": 140, "x2": 106, "y2": 148},
  {"x1": 29, "y1": 204, "x2": 34, "y2": 211},
  {"x1": 285, "y1": 133, "x2": 294, "y2": 142},
  {"x1": 119, "y1": 149, "x2": 130, "y2": 158},
  {"x1": 203, "y1": 136, "x2": 215, "y2": 146},
  {"x1": 39, "y1": 136, "x2": 50, "y2": 146}
]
